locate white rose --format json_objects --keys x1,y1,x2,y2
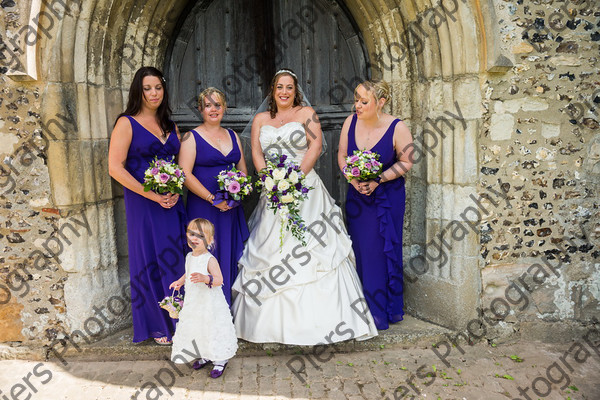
[
  {"x1": 272, "y1": 168, "x2": 286, "y2": 181},
  {"x1": 288, "y1": 170, "x2": 299, "y2": 184},
  {"x1": 264, "y1": 177, "x2": 275, "y2": 191},
  {"x1": 281, "y1": 194, "x2": 294, "y2": 203},
  {"x1": 278, "y1": 179, "x2": 290, "y2": 191}
]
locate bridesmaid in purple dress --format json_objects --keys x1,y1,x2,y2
[
  {"x1": 108, "y1": 67, "x2": 187, "y2": 344},
  {"x1": 179, "y1": 87, "x2": 249, "y2": 305},
  {"x1": 337, "y1": 80, "x2": 414, "y2": 330}
]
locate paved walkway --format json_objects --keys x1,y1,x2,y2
[{"x1": 0, "y1": 339, "x2": 598, "y2": 399}]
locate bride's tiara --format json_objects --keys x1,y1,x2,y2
[{"x1": 275, "y1": 69, "x2": 297, "y2": 79}]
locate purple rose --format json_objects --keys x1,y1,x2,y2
[
  {"x1": 348, "y1": 155, "x2": 359, "y2": 163},
  {"x1": 272, "y1": 195, "x2": 279, "y2": 203},
  {"x1": 159, "y1": 173, "x2": 170, "y2": 183},
  {"x1": 228, "y1": 181, "x2": 241, "y2": 193},
  {"x1": 227, "y1": 171, "x2": 235, "y2": 177},
  {"x1": 365, "y1": 162, "x2": 372, "y2": 169},
  {"x1": 174, "y1": 169, "x2": 182, "y2": 177},
  {"x1": 151, "y1": 167, "x2": 160, "y2": 175},
  {"x1": 351, "y1": 167, "x2": 360, "y2": 177}
]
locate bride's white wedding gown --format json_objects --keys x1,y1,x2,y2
[{"x1": 231, "y1": 122, "x2": 378, "y2": 345}]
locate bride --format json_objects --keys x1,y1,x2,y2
[{"x1": 231, "y1": 69, "x2": 378, "y2": 345}]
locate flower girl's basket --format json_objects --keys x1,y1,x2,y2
[{"x1": 158, "y1": 289, "x2": 184, "y2": 319}]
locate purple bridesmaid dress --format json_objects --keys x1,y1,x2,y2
[
  {"x1": 122, "y1": 116, "x2": 188, "y2": 342},
  {"x1": 185, "y1": 129, "x2": 249, "y2": 306},
  {"x1": 345, "y1": 114, "x2": 405, "y2": 330}
]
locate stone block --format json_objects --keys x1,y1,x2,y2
[
  {"x1": 489, "y1": 113, "x2": 514, "y2": 141},
  {"x1": 453, "y1": 78, "x2": 482, "y2": 120},
  {"x1": 58, "y1": 14, "x2": 78, "y2": 84},
  {"x1": 74, "y1": 18, "x2": 91, "y2": 84},
  {"x1": 0, "y1": 132, "x2": 20, "y2": 156},
  {"x1": 94, "y1": 140, "x2": 113, "y2": 201},
  {"x1": 453, "y1": 184, "x2": 480, "y2": 222},
  {"x1": 521, "y1": 97, "x2": 549, "y2": 112},
  {"x1": 79, "y1": 141, "x2": 96, "y2": 204},
  {"x1": 390, "y1": 81, "x2": 412, "y2": 120},
  {"x1": 399, "y1": 0, "x2": 417, "y2": 21},
  {"x1": 512, "y1": 42, "x2": 534, "y2": 54},
  {"x1": 97, "y1": 203, "x2": 118, "y2": 270},
  {"x1": 503, "y1": 97, "x2": 549, "y2": 113},
  {"x1": 541, "y1": 123, "x2": 560, "y2": 138},
  {"x1": 86, "y1": 22, "x2": 107, "y2": 85},
  {"x1": 427, "y1": 79, "x2": 444, "y2": 117},
  {"x1": 0, "y1": 297, "x2": 24, "y2": 342},
  {"x1": 114, "y1": 198, "x2": 129, "y2": 259},
  {"x1": 63, "y1": 265, "x2": 123, "y2": 337},
  {"x1": 46, "y1": 141, "x2": 74, "y2": 206},
  {"x1": 550, "y1": 55, "x2": 581, "y2": 67},
  {"x1": 425, "y1": 183, "x2": 442, "y2": 220},
  {"x1": 76, "y1": 84, "x2": 91, "y2": 140},
  {"x1": 481, "y1": 263, "x2": 531, "y2": 308},
  {"x1": 41, "y1": 83, "x2": 79, "y2": 141},
  {"x1": 453, "y1": 119, "x2": 478, "y2": 184},
  {"x1": 105, "y1": 88, "x2": 125, "y2": 131}
]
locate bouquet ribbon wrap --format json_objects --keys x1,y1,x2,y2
[{"x1": 212, "y1": 191, "x2": 240, "y2": 208}]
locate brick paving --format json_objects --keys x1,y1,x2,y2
[{"x1": 0, "y1": 339, "x2": 599, "y2": 399}]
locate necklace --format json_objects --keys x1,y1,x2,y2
[
  {"x1": 277, "y1": 108, "x2": 293, "y2": 125},
  {"x1": 361, "y1": 120, "x2": 381, "y2": 148}
]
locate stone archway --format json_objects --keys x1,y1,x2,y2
[{"x1": 34, "y1": 0, "x2": 505, "y2": 335}]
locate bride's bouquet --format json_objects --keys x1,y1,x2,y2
[
  {"x1": 143, "y1": 156, "x2": 186, "y2": 195},
  {"x1": 159, "y1": 289, "x2": 184, "y2": 319},
  {"x1": 256, "y1": 152, "x2": 313, "y2": 248},
  {"x1": 342, "y1": 150, "x2": 382, "y2": 182},
  {"x1": 213, "y1": 167, "x2": 253, "y2": 207}
]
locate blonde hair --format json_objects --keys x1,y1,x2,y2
[
  {"x1": 198, "y1": 87, "x2": 227, "y2": 113},
  {"x1": 354, "y1": 80, "x2": 391, "y2": 105},
  {"x1": 187, "y1": 218, "x2": 215, "y2": 248}
]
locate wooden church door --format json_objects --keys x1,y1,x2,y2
[{"x1": 165, "y1": 0, "x2": 370, "y2": 206}]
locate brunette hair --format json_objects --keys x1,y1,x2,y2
[
  {"x1": 267, "y1": 68, "x2": 304, "y2": 118},
  {"x1": 116, "y1": 66, "x2": 174, "y2": 134},
  {"x1": 198, "y1": 87, "x2": 227, "y2": 113}
]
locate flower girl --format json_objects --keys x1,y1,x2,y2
[{"x1": 169, "y1": 218, "x2": 238, "y2": 378}]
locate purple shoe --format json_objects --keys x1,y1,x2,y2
[
  {"x1": 192, "y1": 359, "x2": 210, "y2": 370},
  {"x1": 210, "y1": 362, "x2": 227, "y2": 378}
]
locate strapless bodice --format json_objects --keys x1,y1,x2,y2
[{"x1": 259, "y1": 122, "x2": 307, "y2": 165}]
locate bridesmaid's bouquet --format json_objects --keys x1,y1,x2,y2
[
  {"x1": 143, "y1": 156, "x2": 186, "y2": 195},
  {"x1": 213, "y1": 167, "x2": 253, "y2": 207},
  {"x1": 159, "y1": 290, "x2": 184, "y2": 319},
  {"x1": 257, "y1": 152, "x2": 313, "y2": 248},
  {"x1": 343, "y1": 150, "x2": 382, "y2": 182}
]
